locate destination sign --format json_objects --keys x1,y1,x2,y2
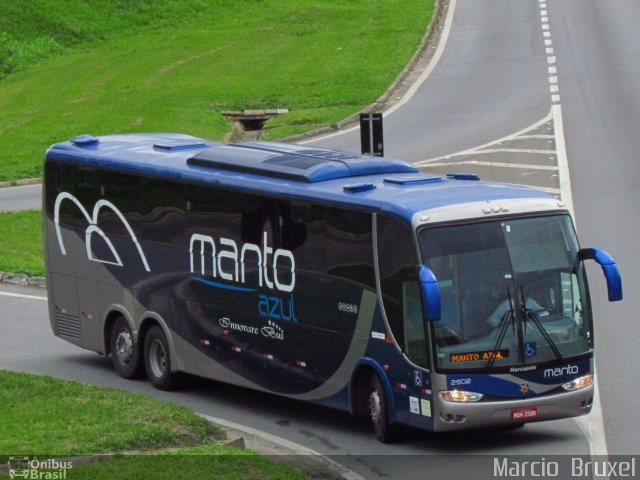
[{"x1": 450, "y1": 349, "x2": 509, "y2": 363}]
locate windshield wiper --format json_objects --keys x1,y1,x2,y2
[
  {"x1": 487, "y1": 288, "x2": 515, "y2": 369},
  {"x1": 520, "y1": 287, "x2": 564, "y2": 362}
]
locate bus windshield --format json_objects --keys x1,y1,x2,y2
[{"x1": 418, "y1": 215, "x2": 593, "y2": 371}]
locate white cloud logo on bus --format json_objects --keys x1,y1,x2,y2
[
  {"x1": 190, "y1": 232, "x2": 299, "y2": 323},
  {"x1": 53, "y1": 192, "x2": 151, "y2": 272}
]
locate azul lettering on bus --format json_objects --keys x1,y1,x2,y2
[{"x1": 189, "y1": 231, "x2": 298, "y2": 322}]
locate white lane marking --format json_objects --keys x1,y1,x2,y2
[
  {"x1": 544, "y1": 17, "x2": 608, "y2": 457},
  {"x1": 200, "y1": 414, "x2": 365, "y2": 480},
  {"x1": 553, "y1": 102, "x2": 609, "y2": 460},
  {"x1": 0, "y1": 291, "x2": 47, "y2": 301},
  {"x1": 423, "y1": 160, "x2": 558, "y2": 171},
  {"x1": 416, "y1": 109, "x2": 554, "y2": 165},
  {"x1": 575, "y1": 368, "x2": 610, "y2": 460},
  {"x1": 449, "y1": 147, "x2": 556, "y2": 155},
  {"x1": 552, "y1": 105, "x2": 574, "y2": 215},
  {"x1": 302, "y1": 0, "x2": 459, "y2": 144}
]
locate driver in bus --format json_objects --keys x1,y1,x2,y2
[{"x1": 487, "y1": 292, "x2": 543, "y2": 328}]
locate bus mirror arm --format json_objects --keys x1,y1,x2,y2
[
  {"x1": 578, "y1": 248, "x2": 623, "y2": 302},
  {"x1": 419, "y1": 265, "x2": 441, "y2": 321}
]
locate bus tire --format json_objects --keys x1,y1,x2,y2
[
  {"x1": 369, "y1": 374, "x2": 398, "y2": 443},
  {"x1": 144, "y1": 325, "x2": 183, "y2": 390},
  {"x1": 110, "y1": 316, "x2": 144, "y2": 379}
]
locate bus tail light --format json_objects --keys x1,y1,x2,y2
[
  {"x1": 438, "y1": 390, "x2": 484, "y2": 403},
  {"x1": 562, "y1": 374, "x2": 593, "y2": 392}
]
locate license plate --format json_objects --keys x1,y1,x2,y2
[{"x1": 511, "y1": 407, "x2": 538, "y2": 421}]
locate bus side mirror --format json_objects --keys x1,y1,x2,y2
[
  {"x1": 419, "y1": 265, "x2": 441, "y2": 321},
  {"x1": 578, "y1": 248, "x2": 623, "y2": 302}
]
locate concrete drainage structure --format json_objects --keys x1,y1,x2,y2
[{"x1": 223, "y1": 109, "x2": 289, "y2": 141}]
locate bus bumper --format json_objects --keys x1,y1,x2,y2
[{"x1": 432, "y1": 384, "x2": 594, "y2": 432}]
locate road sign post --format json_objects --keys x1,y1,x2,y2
[{"x1": 359, "y1": 113, "x2": 384, "y2": 156}]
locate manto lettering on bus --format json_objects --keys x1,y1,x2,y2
[
  {"x1": 189, "y1": 231, "x2": 295, "y2": 293},
  {"x1": 544, "y1": 364, "x2": 579, "y2": 378}
]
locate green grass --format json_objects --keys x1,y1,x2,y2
[
  {"x1": 0, "y1": 370, "x2": 224, "y2": 458},
  {"x1": 0, "y1": 370, "x2": 309, "y2": 479},
  {"x1": 0, "y1": 210, "x2": 43, "y2": 276},
  {"x1": 44, "y1": 451, "x2": 310, "y2": 480},
  {"x1": 0, "y1": 0, "x2": 434, "y2": 181}
]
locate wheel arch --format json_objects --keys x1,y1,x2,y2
[
  {"x1": 103, "y1": 306, "x2": 135, "y2": 356},
  {"x1": 349, "y1": 358, "x2": 397, "y2": 424},
  {"x1": 138, "y1": 312, "x2": 180, "y2": 372}
]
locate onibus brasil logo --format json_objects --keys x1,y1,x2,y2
[{"x1": 7, "y1": 457, "x2": 73, "y2": 479}]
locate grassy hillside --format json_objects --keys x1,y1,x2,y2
[{"x1": 0, "y1": 0, "x2": 434, "y2": 182}]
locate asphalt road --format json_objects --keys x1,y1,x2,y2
[
  {"x1": 1, "y1": 0, "x2": 638, "y2": 474},
  {"x1": 548, "y1": 0, "x2": 640, "y2": 455},
  {"x1": 309, "y1": 0, "x2": 550, "y2": 162},
  {"x1": 0, "y1": 184, "x2": 41, "y2": 212}
]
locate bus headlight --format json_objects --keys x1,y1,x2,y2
[
  {"x1": 562, "y1": 374, "x2": 593, "y2": 392},
  {"x1": 438, "y1": 390, "x2": 484, "y2": 403}
]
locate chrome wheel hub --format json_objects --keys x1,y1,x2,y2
[
  {"x1": 148, "y1": 339, "x2": 167, "y2": 378},
  {"x1": 115, "y1": 330, "x2": 133, "y2": 365}
]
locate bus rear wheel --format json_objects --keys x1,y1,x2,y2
[
  {"x1": 369, "y1": 374, "x2": 398, "y2": 443},
  {"x1": 143, "y1": 325, "x2": 183, "y2": 390},
  {"x1": 110, "y1": 316, "x2": 144, "y2": 379}
]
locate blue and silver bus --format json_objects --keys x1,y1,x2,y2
[{"x1": 43, "y1": 133, "x2": 622, "y2": 442}]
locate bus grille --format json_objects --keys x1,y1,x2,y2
[{"x1": 55, "y1": 313, "x2": 81, "y2": 339}]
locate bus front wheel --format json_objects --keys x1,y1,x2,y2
[
  {"x1": 110, "y1": 316, "x2": 144, "y2": 379},
  {"x1": 369, "y1": 374, "x2": 398, "y2": 443},
  {"x1": 143, "y1": 325, "x2": 183, "y2": 390}
]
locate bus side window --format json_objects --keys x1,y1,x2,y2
[
  {"x1": 235, "y1": 192, "x2": 277, "y2": 245},
  {"x1": 403, "y1": 281, "x2": 430, "y2": 368},
  {"x1": 142, "y1": 178, "x2": 186, "y2": 247},
  {"x1": 278, "y1": 201, "x2": 308, "y2": 251},
  {"x1": 54, "y1": 164, "x2": 100, "y2": 229},
  {"x1": 52, "y1": 163, "x2": 77, "y2": 228},
  {"x1": 377, "y1": 214, "x2": 419, "y2": 352}
]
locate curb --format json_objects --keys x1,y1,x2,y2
[
  {"x1": 0, "y1": 178, "x2": 42, "y2": 188},
  {"x1": 200, "y1": 414, "x2": 364, "y2": 480},
  {"x1": 0, "y1": 272, "x2": 46, "y2": 289}
]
